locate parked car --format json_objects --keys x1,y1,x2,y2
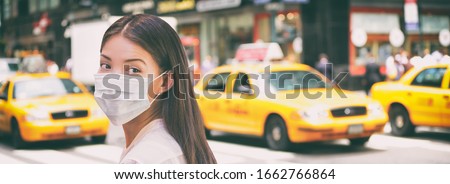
[
  {"x1": 0, "y1": 58, "x2": 20, "y2": 82},
  {"x1": 0, "y1": 72, "x2": 109, "y2": 148},
  {"x1": 195, "y1": 62, "x2": 388, "y2": 151},
  {"x1": 371, "y1": 63, "x2": 450, "y2": 136}
]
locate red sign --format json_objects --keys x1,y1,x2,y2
[{"x1": 235, "y1": 47, "x2": 268, "y2": 61}]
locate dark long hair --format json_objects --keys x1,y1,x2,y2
[{"x1": 101, "y1": 14, "x2": 216, "y2": 164}]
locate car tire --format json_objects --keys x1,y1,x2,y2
[
  {"x1": 11, "y1": 120, "x2": 26, "y2": 149},
  {"x1": 91, "y1": 135, "x2": 106, "y2": 144},
  {"x1": 389, "y1": 105, "x2": 415, "y2": 136},
  {"x1": 264, "y1": 115, "x2": 291, "y2": 151},
  {"x1": 349, "y1": 136, "x2": 370, "y2": 146}
]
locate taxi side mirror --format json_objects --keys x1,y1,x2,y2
[{"x1": 238, "y1": 85, "x2": 254, "y2": 95}]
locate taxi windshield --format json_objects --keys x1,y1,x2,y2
[
  {"x1": 268, "y1": 71, "x2": 332, "y2": 91},
  {"x1": 13, "y1": 78, "x2": 82, "y2": 100}
]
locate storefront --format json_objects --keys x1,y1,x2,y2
[
  {"x1": 198, "y1": 0, "x2": 304, "y2": 65},
  {"x1": 349, "y1": 5, "x2": 450, "y2": 76},
  {"x1": 200, "y1": 5, "x2": 254, "y2": 66},
  {"x1": 254, "y1": 4, "x2": 302, "y2": 63}
]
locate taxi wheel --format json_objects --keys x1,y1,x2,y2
[
  {"x1": 91, "y1": 135, "x2": 106, "y2": 144},
  {"x1": 349, "y1": 137, "x2": 370, "y2": 146},
  {"x1": 265, "y1": 116, "x2": 291, "y2": 151},
  {"x1": 11, "y1": 120, "x2": 26, "y2": 149},
  {"x1": 389, "y1": 106, "x2": 415, "y2": 136}
]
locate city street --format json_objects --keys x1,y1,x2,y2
[{"x1": 1, "y1": 125, "x2": 450, "y2": 164}]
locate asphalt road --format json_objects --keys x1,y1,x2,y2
[{"x1": 0, "y1": 125, "x2": 449, "y2": 164}]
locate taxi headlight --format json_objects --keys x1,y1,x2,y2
[
  {"x1": 368, "y1": 102, "x2": 384, "y2": 116},
  {"x1": 26, "y1": 110, "x2": 50, "y2": 122},
  {"x1": 299, "y1": 105, "x2": 330, "y2": 124}
]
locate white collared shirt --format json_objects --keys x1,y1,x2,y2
[{"x1": 119, "y1": 118, "x2": 186, "y2": 164}]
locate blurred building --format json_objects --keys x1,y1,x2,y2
[
  {"x1": 349, "y1": 0, "x2": 450, "y2": 87},
  {"x1": 1, "y1": 0, "x2": 449, "y2": 90},
  {"x1": 0, "y1": 0, "x2": 127, "y2": 67}
]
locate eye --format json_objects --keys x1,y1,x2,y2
[
  {"x1": 128, "y1": 67, "x2": 141, "y2": 74},
  {"x1": 100, "y1": 63, "x2": 111, "y2": 70}
]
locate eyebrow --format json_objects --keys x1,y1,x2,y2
[
  {"x1": 100, "y1": 54, "x2": 111, "y2": 61},
  {"x1": 125, "y1": 58, "x2": 146, "y2": 64},
  {"x1": 101, "y1": 54, "x2": 146, "y2": 65}
]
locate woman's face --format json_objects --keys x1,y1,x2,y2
[{"x1": 99, "y1": 35, "x2": 164, "y2": 97}]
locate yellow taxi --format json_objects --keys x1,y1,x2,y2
[
  {"x1": 0, "y1": 72, "x2": 109, "y2": 148},
  {"x1": 371, "y1": 64, "x2": 450, "y2": 136},
  {"x1": 195, "y1": 62, "x2": 388, "y2": 150}
]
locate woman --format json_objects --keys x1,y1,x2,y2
[{"x1": 94, "y1": 14, "x2": 216, "y2": 164}]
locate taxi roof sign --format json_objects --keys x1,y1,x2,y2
[{"x1": 235, "y1": 42, "x2": 284, "y2": 62}]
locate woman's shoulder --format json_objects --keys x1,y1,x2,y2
[
  {"x1": 124, "y1": 119, "x2": 185, "y2": 163},
  {"x1": 125, "y1": 140, "x2": 185, "y2": 164}
]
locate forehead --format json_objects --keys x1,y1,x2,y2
[{"x1": 102, "y1": 35, "x2": 152, "y2": 58}]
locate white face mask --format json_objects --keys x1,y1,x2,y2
[{"x1": 94, "y1": 72, "x2": 166, "y2": 126}]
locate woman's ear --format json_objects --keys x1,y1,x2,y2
[{"x1": 160, "y1": 72, "x2": 174, "y2": 93}]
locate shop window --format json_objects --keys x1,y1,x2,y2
[
  {"x1": 351, "y1": 13, "x2": 400, "y2": 34},
  {"x1": 30, "y1": 0, "x2": 59, "y2": 13},
  {"x1": 255, "y1": 14, "x2": 271, "y2": 42},
  {"x1": 3, "y1": 0, "x2": 11, "y2": 19},
  {"x1": 355, "y1": 41, "x2": 393, "y2": 67},
  {"x1": 38, "y1": 0, "x2": 48, "y2": 11},
  {"x1": 228, "y1": 13, "x2": 254, "y2": 53},
  {"x1": 29, "y1": 0, "x2": 37, "y2": 13},
  {"x1": 378, "y1": 42, "x2": 392, "y2": 64},
  {"x1": 49, "y1": 0, "x2": 59, "y2": 9},
  {"x1": 275, "y1": 11, "x2": 301, "y2": 62}
]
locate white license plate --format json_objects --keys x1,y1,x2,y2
[
  {"x1": 65, "y1": 126, "x2": 81, "y2": 135},
  {"x1": 348, "y1": 124, "x2": 363, "y2": 135}
]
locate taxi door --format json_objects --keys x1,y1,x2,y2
[
  {"x1": 227, "y1": 73, "x2": 260, "y2": 135},
  {"x1": 0, "y1": 82, "x2": 10, "y2": 131},
  {"x1": 198, "y1": 72, "x2": 231, "y2": 131},
  {"x1": 441, "y1": 66, "x2": 450, "y2": 127},
  {"x1": 407, "y1": 67, "x2": 447, "y2": 127}
]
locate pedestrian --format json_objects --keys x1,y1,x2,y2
[
  {"x1": 364, "y1": 53, "x2": 381, "y2": 95},
  {"x1": 315, "y1": 53, "x2": 332, "y2": 80},
  {"x1": 94, "y1": 14, "x2": 216, "y2": 164},
  {"x1": 46, "y1": 56, "x2": 59, "y2": 74},
  {"x1": 201, "y1": 55, "x2": 217, "y2": 75},
  {"x1": 385, "y1": 54, "x2": 396, "y2": 81},
  {"x1": 393, "y1": 54, "x2": 405, "y2": 80}
]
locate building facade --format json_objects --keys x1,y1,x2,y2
[{"x1": 1, "y1": 0, "x2": 449, "y2": 90}]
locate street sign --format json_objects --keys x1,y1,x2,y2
[
  {"x1": 265, "y1": 3, "x2": 284, "y2": 11},
  {"x1": 351, "y1": 28, "x2": 367, "y2": 47},
  {"x1": 404, "y1": 0, "x2": 419, "y2": 32},
  {"x1": 197, "y1": 0, "x2": 241, "y2": 12},
  {"x1": 122, "y1": 1, "x2": 154, "y2": 14},
  {"x1": 439, "y1": 29, "x2": 450, "y2": 47},
  {"x1": 389, "y1": 28, "x2": 405, "y2": 47},
  {"x1": 254, "y1": 0, "x2": 308, "y2": 4}
]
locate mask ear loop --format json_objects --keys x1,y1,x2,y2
[{"x1": 149, "y1": 70, "x2": 170, "y2": 100}]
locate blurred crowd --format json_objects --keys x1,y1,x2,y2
[
  {"x1": 386, "y1": 48, "x2": 449, "y2": 81},
  {"x1": 313, "y1": 48, "x2": 450, "y2": 94}
]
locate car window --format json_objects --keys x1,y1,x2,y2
[
  {"x1": 205, "y1": 73, "x2": 231, "y2": 92},
  {"x1": 411, "y1": 68, "x2": 446, "y2": 88},
  {"x1": 233, "y1": 73, "x2": 252, "y2": 93},
  {"x1": 0, "y1": 82, "x2": 10, "y2": 100},
  {"x1": 267, "y1": 70, "x2": 333, "y2": 91},
  {"x1": 13, "y1": 78, "x2": 82, "y2": 100},
  {"x1": 8, "y1": 63, "x2": 19, "y2": 71}
]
